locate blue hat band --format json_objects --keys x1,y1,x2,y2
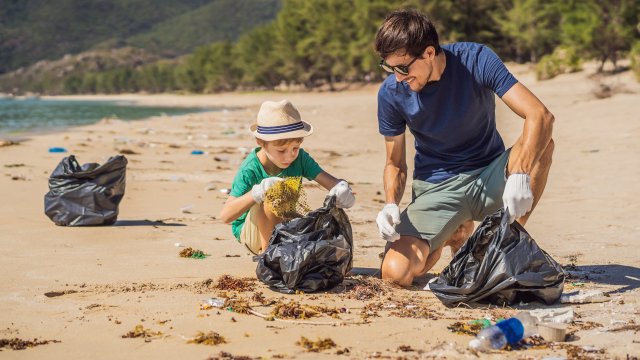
[{"x1": 257, "y1": 122, "x2": 304, "y2": 134}]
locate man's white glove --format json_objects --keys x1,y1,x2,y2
[
  {"x1": 502, "y1": 173, "x2": 534, "y2": 223},
  {"x1": 328, "y1": 180, "x2": 356, "y2": 208},
  {"x1": 251, "y1": 177, "x2": 282, "y2": 203},
  {"x1": 376, "y1": 203, "x2": 401, "y2": 242}
]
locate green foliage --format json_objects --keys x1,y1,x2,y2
[
  {"x1": 0, "y1": 0, "x2": 280, "y2": 74},
  {"x1": 126, "y1": 0, "x2": 280, "y2": 56},
  {"x1": 4, "y1": 0, "x2": 640, "y2": 94},
  {"x1": 631, "y1": 42, "x2": 640, "y2": 81},
  {"x1": 535, "y1": 46, "x2": 583, "y2": 80},
  {"x1": 494, "y1": 0, "x2": 560, "y2": 62},
  {"x1": 559, "y1": 0, "x2": 639, "y2": 71}
]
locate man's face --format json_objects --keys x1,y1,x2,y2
[{"x1": 384, "y1": 47, "x2": 436, "y2": 92}]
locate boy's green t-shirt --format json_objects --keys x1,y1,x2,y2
[{"x1": 229, "y1": 147, "x2": 323, "y2": 239}]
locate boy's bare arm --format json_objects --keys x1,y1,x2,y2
[
  {"x1": 219, "y1": 193, "x2": 255, "y2": 224},
  {"x1": 314, "y1": 171, "x2": 341, "y2": 190}
]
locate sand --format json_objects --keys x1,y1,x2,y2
[{"x1": 1, "y1": 63, "x2": 639, "y2": 359}]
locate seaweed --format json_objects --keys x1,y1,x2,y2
[
  {"x1": 214, "y1": 275, "x2": 256, "y2": 292},
  {"x1": 188, "y1": 332, "x2": 227, "y2": 346},
  {"x1": 296, "y1": 336, "x2": 336, "y2": 352},
  {"x1": 121, "y1": 325, "x2": 163, "y2": 341},
  {"x1": 271, "y1": 300, "x2": 343, "y2": 319},
  {"x1": 264, "y1": 177, "x2": 311, "y2": 219},
  {"x1": 179, "y1": 247, "x2": 209, "y2": 259},
  {"x1": 0, "y1": 338, "x2": 60, "y2": 350}
]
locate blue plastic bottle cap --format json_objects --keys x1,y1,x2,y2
[
  {"x1": 496, "y1": 318, "x2": 525, "y2": 345},
  {"x1": 191, "y1": 150, "x2": 204, "y2": 155},
  {"x1": 48, "y1": 147, "x2": 67, "y2": 153}
]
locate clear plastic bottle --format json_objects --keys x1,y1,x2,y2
[{"x1": 469, "y1": 312, "x2": 537, "y2": 351}]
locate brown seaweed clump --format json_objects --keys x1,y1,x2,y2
[
  {"x1": 225, "y1": 298, "x2": 252, "y2": 314},
  {"x1": 121, "y1": 325, "x2": 163, "y2": 341},
  {"x1": 447, "y1": 321, "x2": 484, "y2": 336},
  {"x1": 360, "y1": 302, "x2": 382, "y2": 319},
  {"x1": 0, "y1": 338, "x2": 61, "y2": 350},
  {"x1": 207, "y1": 351, "x2": 258, "y2": 360},
  {"x1": 214, "y1": 275, "x2": 256, "y2": 292},
  {"x1": 188, "y1": 332, "x2": 227, "y2": 346},
  {"x1": 179, "y1": 247, "x2": 208, "y2": 259},
  {"x1": 347, "y1": 277, "x2": 389, "y2": 300},
  {"x1": 296, "y1": 336, "x2": 337, "y2": 352},
  {"x1": 552, "y1": 343, "x2": 605, "y2": 359},
  {"x1": 271, "y1": 300, "x2": 343, "y2": 319},
  {"x1": 390, "y1": 304, "x2": 441, "y2": 320}
]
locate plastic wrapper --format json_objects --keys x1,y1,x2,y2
[
  {"x1": 44, "y1": 155, "x2": 127, "y2": 226},
  {"x1": 429, "y1": 209, "x2": 564, "y2": 306},
  {"x1": 256, "y1": 195, "x2": 353, "y2": 293}
]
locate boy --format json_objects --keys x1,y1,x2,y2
[{"x1": 219, "y1": 100, "x2": 356, "y2": 255}]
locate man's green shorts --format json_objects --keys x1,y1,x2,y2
[{"x1": 396, "y1": 149, "x2": 511, "y2": 251}]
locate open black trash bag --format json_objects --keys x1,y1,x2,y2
[
  {"x1": 256, "y1": 195, "x2": 353, "y2": 293},
  {"x1": 44, "y1": 155, "x2": 127, "y2": 226},
  {"x1": 429, "y1": 209, "x2": 564, "y2": 306}
]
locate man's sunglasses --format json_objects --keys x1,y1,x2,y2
[{"x1": 379, "y1": 56, "x2": 420, "y2": 76}]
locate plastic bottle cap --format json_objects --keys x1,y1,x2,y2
[{"x1": 468, "y1": 339, "x2": 481, "y2": 350}]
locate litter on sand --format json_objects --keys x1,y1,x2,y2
[
  {"x1": 560, "y1": 290, "x2": 610, "y2": 304},
  {"x1": 529, "y1": 308, "x2": 574, "y2": 324}
]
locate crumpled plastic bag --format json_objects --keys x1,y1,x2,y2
[
  {"x1": 429, "y1": 209, "x2": 564, "y2": 306},
  {"x1": 256, "y1": 195, "x2": 353, "y2": 293},
  {"x1": 44, "y1": 155, "x2": 127, "y2": 226}
]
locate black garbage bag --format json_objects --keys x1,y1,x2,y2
[
  {"x1": 256, "y1": 195, "x2": 353, "y2": 293},
  {"x1": 44, "y1": 155, "x2": 127, "y2": 226},
  {"x1": 429, "y1": 209, "x2": 564, "y2": 306}
]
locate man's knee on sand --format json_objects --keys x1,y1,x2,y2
[
  {"x1": 381, "y1": 236, "x2": 430, "y2": 286},
  {"x1": 382, "y1": 220, "x2": 474, "y2": 286}
]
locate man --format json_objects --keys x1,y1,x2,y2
[{"x1": 375, "y1": 9, "x2": 554, "y2": 286}]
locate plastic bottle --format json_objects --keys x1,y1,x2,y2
[{"x1": 469, "y1": 312, "x2": 537, "y2": 351}]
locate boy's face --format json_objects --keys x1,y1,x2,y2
[{"x1": 262, "y1": 140, "x2": 302, "y2": 169}]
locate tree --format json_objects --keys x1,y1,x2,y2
[
  {"x1": 560, "y1": 0, "x2": 639, "y2": 71},
  {"x1": 495, "y1": 0, "x2": 561, "y2": 62}
]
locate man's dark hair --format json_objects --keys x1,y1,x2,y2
[{"x1": 375, "y1": 9, "x2": 441, "y2": 59}]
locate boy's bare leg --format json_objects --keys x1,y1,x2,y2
[
  {"x1": 508, "y1": 138, "x2": 555, "y2": 226},
  {"x1": 254, "y1": 202, "x2": 283, "y2": 253}
]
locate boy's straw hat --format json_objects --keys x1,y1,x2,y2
[{"x1": 250, "y1": 100, "x2": 313, "y2": 141}]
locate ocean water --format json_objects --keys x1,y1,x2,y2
[{"x1": 0, "y1": 98, "x2": 212, "y2": 134}]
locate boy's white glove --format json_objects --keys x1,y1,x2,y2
[
  {"x1": 376, "y1": 203, "x2": 401, "y2": 242},
  {"x1": 502, "y1": 173, "x2": 534, "y2": 223},
  {"x1": 251, "y1": 177, "x2": 282, "y2": 203},
  {"x1": 328, "y1": 180, "x2": 356, "y2": 208}
]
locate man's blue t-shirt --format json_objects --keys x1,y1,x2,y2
[{"x1": 377, "y1": 42, "x2": 518, "y2": 183}]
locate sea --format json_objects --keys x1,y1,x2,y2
[{"x1": 0, "y1": 97, "x2": 212, "y2": 135}]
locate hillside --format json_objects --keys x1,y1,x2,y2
[{"x1": 0, "y1": 0, "x2": 280, "y2": 74}]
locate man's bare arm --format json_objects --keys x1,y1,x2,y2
[
  {"x1": 383, "y1": 134, "x2": 408, "y2": 204},
  {"x1": 501, "y1": 82, "x2": 555, "y2": 174}
]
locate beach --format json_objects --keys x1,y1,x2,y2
[{"x1": 1, "y1": 63, "x2": 639, "y2": 359}]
